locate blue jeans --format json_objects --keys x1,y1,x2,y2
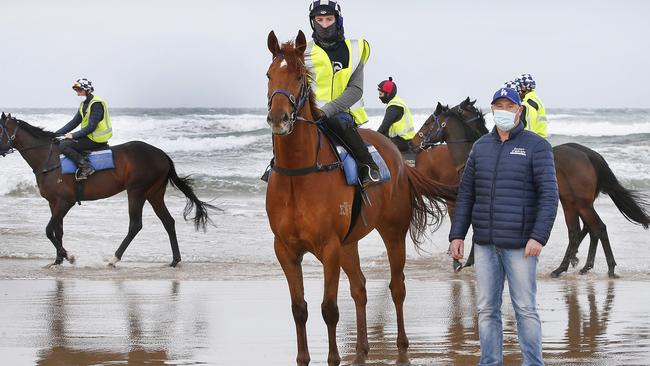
[{"x1": 474, "y1": 244, "x2": 543, "y2": 366}]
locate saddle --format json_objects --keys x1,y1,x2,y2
[{"x1": 60, "y1": 148, "x2": 115, "y2": 175}]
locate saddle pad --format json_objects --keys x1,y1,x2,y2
[
  {"x1": 60, "y1": 149, "x2": 115, "y2": 174},
  {"x1": 336, "y1": 144, "x2": 391, "y2": 186}
]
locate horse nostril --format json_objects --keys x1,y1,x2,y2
[{"x1": 283, "y1": 112, "x2": 290, "y2": 122}]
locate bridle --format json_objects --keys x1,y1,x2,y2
[
  {"x1": 423, "y1": 105, "x2": 485, "y2": 145},
  {"x1": 267, "y1": 56, "x2": 315, "y2": 134},
  {"x1": 0, "y1": 117, "x2": 61, "y2": 174},
  {"x1": 265, "y1": 56, "x2": 341, "y2": 177}
]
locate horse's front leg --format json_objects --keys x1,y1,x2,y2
[
  {"x1": 320, "y1": 241, "x2": 342, "y2": 366},
  {"x1": 45, "y1": 201, "x2": 74, "y2": 267}
]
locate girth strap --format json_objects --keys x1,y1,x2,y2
[{"x1": 270, "y1": 158, "x2": 341, "y2": 177}]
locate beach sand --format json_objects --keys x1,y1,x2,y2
[{"x1": 1, "y1": 276, "x2": 649, "y2": 365}]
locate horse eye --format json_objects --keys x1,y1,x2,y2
[{"x1": 266, "y1": 72, "x2": 270, "y2": 79}]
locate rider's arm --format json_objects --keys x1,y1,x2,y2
[
  {"x1": 377, "y1": 105, "x2": 404, "y2": 136},
  {"x1": 72, "y1": 102, "x2": 104, "y2": 140},
  {"x1": 320, "y1": 62, "x2": 365, "y2": 118},
  {"x1": 55, "y1": 112, "x2": 82, "y2": 135}
]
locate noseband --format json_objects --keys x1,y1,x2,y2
[
  {"x1": 0, "y1": 120, "x2": 20, "y2": 156},
  {"x1": 422, "y1": 105, "x2": 484, "y2": 145}
]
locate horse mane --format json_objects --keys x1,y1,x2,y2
[
  {"x1": 14, "y1": 118, "x2": 59, "y2": 139},
  {"x1": 280, "y1": 41, "x2": 323, "y2": 120}
]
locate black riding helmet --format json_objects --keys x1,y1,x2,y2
[{"x1": 309, "y1": 0, "x2": 343, "y2": 30}]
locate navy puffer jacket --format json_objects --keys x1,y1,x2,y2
[{"x1": 449, "y1": 122, "x2": 559, "y2": 249}]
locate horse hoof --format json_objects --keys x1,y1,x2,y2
[
  {"x1": 550, "y1": 271, "x2": 562, "y2": 278},
  {"x1": 107, "y1": 256, "x2": 120, "y2": 268},
  {"x1": 170, "y1": 259, "x2": 181, "y2": 268},
  {"x1": 66, "y1": 254, "x2": 76, "y2": 265},
  {"x1": 579, "y1": 267, "x2": 591, "y2": 275},
  {"x1": 608, "y1": 272, "x2": 620, "y2": 279},
  {"x1": 44, "y1": 263, "x2": 62, "y2": 270}
]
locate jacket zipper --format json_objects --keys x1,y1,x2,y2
[{"x1": 489, "y1": 140, "x2": 506, "y2": 245}]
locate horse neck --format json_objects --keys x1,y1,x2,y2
[
  {"x1": 273, "y1": 103, "x2": 320, "y2": 168},
  {"x1": 14, "y1": 129, "x2": 55, "y2": 173},
  {"x1": 446, "y1": 122, "x2": 476, "y2": 169}
]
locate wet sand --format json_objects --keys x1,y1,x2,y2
[{"x1": 1, "y1": 277, "x2": 649, "y2": 365}]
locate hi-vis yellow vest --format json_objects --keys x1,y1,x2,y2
[
  {"x1": 304, "y1": 39, "x2": 370, "y2": 125},
  {"x1": 523, "y1": 90, "x2": 548, "y2": 139},
  {"x1": 386, "y1": 95, "x2": 415, "y2": 140},
  {"x1": 79, "y1": 95, "x2": 112, "y2": 143}
]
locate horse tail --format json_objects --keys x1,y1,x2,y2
[
  {"x1": 164, "y1": 154, "x2": 219, "y2": 231},
  {"x1": 404, "y1": 165, "x2": 458, "y2": 249},
  {"x1": 576, "y1": 144, "x2": 650, "y2": 229}
]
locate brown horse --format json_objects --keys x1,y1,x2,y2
[
  {"x1": 418, "y1": 99, "x2": 650, "y2": 278},
  {"x1": 265, "y1": 30, "x2": 455, "y2": 365},
  {"x1": 0, "y1": 113, "x2": 216, "y2": 267}
]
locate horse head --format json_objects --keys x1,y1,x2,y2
[
  {"x1": 426, "y1": 97, "x2": 487, "y2": 145},
  {"x1": 410, "y1": 102, "x2": 449, "y2": 151},
  {"x1": 0, "y1": 112, "x2": 16, "y2": 156},
  {"x1": 266, "y1": 30, "x2": 312, "y2": 136}
]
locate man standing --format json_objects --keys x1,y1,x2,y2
[
  {"x1": 449, "y1": 87, "x2": 559, "y2": 365},
  {"x1": 376, "y1": 76, "x2": 415, "y2": 152}
]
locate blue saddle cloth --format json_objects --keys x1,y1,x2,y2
[
  {"x1": 336, "y1": 143, "x2": 391, "y2": 186},
  {"x1": 60, "y1": 149, "x2": 115, "y2": 174}
]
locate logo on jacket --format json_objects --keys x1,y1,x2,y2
[
  {"x1": 332, "y1": 61, "x2": 343, "y2": 73},
  {"x1": 510, "y1": 147, "x2": 527, "y2": 156}
]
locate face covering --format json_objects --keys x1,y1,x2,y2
[
  {"x1": 379, "y1": 95, "x2": 390, "y2": 104},
  {"x1": 312, "y1": 21, "x2": 344, "y2": 49},
  {"x1": 493, "y1": 109, "x2": 517, "y2": 131}
]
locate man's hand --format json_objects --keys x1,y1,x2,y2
[
  {"x1": 449, "y1": 239, "x2": 464, "y2": 260},
  {"x1": 524, "y1": 239, "x2": 543, "y2": 257},
  {"x1": 64, "y1": 133, "x2": 73, "y2": 140}
]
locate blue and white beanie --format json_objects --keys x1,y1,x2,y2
[{"x1": 515, "y1": 73, "x2": 536, "y2": 90}]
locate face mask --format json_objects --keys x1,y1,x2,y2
[{"x1": 493, "y1": 109, "x2": 517, "y2": 131}]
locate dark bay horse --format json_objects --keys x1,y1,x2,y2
[
  {"x1": 417, "y1": 99, "x2": 650, "y2": 278},
  {"x1": 266, "y1": 30, "x2": 456, "y2": 366},
  {"x1": 0, "y1": 113, "x2": 216, "y2": 267}
]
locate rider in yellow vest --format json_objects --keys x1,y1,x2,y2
[
  {"x1": 305, "y1": 0, "x2": 380, "y2": 188},
  {"x1": 56, "y1": 78, "x2": 113, "y2": 179},
  {"x1": 514, "y1": 73, "x2": 548, "y2": 138},
  {"x1": 377, "y1": 77, "x2": 415, "y2": 152}
]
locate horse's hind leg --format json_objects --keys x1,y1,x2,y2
[
  {"x1": 580, "y1": 207, "x2": 618, "y2": 278},
  {"x1": 580, "y1": 229, "x2": 599, "y2": 274},
  {"x1": 274, "y1": 238, "x2": 310, "y2": 366},
  {"x1": 378, "y1": 228, "x2": 410, "y2": 365},
  {"x1": 148, "y1": 188, "x2": 181, "y2": 267},
  {"x1": 111, "y1": 190, "x2": 145, "y2": 267},
  {"x1": 552, "y1": 206, "x2": 581, "y2": 278},
  {"x1": 340, "y1": 241, "x2": 369, "y2": 364},
  {"x1": 45, "y1": 201, "x2": 74, "y2": 266}
]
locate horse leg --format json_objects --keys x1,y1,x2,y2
[
  {"x1": 551, "y1": 207, "x2": 581, "y2": 278},
  {"x1": 579, "y1": 229, "x2": 599, "y2": 275},
  {"x1": 340, "y1": 241, "x2": 369, "y2": 364},
  {"x1": 570, "y1": 220, "x2": 590, "y2": 268},
  {"x1": 148, "y1": 191, "x2": 181, "y2": 267},
  {"x1": 580, "y1": 207, "x2": 618, "y2": 278},
  {"x1": 45, "y1": 201, "x2": 74, "y2": 266},
  {"x1": 274, "y1": 238, "x2": 310, "y2": 366},
  {"x1": 320, "y1": 241, "x2": 342, "y2": 365},
  {"x1": 110, "y1": 191, "x2": 145, "y2": 267},
  {"x1": 378, "y1": 229, "x2": 410, "y2": 365}
]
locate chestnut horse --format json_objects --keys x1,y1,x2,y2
[
  {"x1": 419, "y1": 99, "x2": 650, "y2": 278},
  {"x1": 265, "y1": 30, "x2": 455, "y2": 365},
  {"x1": 0, "y1": 113, "x2": 216, "y2": 267}
]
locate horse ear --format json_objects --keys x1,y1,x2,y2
[
  {"x1": 1, "y1": 112, "x2": 5, "y2": 120},
  {"x1": 295, "y1": 30, "x2": 307, "y2": 55},
  {"x1": 471, "y1": 99, "x2": 477, "y2": 105},
  {"x1": 267, "y1": 30, "x2": 281, "y2": 58},
  {"x1": 434, "y1": 102, "x2": 443, "y2": 115}
]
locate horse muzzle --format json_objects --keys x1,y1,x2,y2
[{"x1": 267, "y1": 112, "x2": 294, "y2": 136}]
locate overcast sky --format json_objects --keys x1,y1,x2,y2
[{"x1": 2, "y1": 0, "x2": 649, "y2": 109}]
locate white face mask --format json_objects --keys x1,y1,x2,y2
[{"x1": 493, "y1": 109, "x2": 517, "y2": 131}]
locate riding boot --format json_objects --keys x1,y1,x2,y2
[
  {"x1": 75, "y1": 158, "x2": 95, "y2": 180},
  {"x1": 340, "y1": 126, "x2": 380, "y2": 188}
]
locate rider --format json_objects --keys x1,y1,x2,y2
[
  {"x1": 514, "y1": 73, "x2": 548, "y2": 138},
  {"x1": 377, "y1": 77, "x2": 415, "y2": 152},
  {"x1": 305, "y1": 0, "x2": 380, "y2": 188},
  {"x1": 56, "y1": 78, "x2": 113, "y2": 179}
]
